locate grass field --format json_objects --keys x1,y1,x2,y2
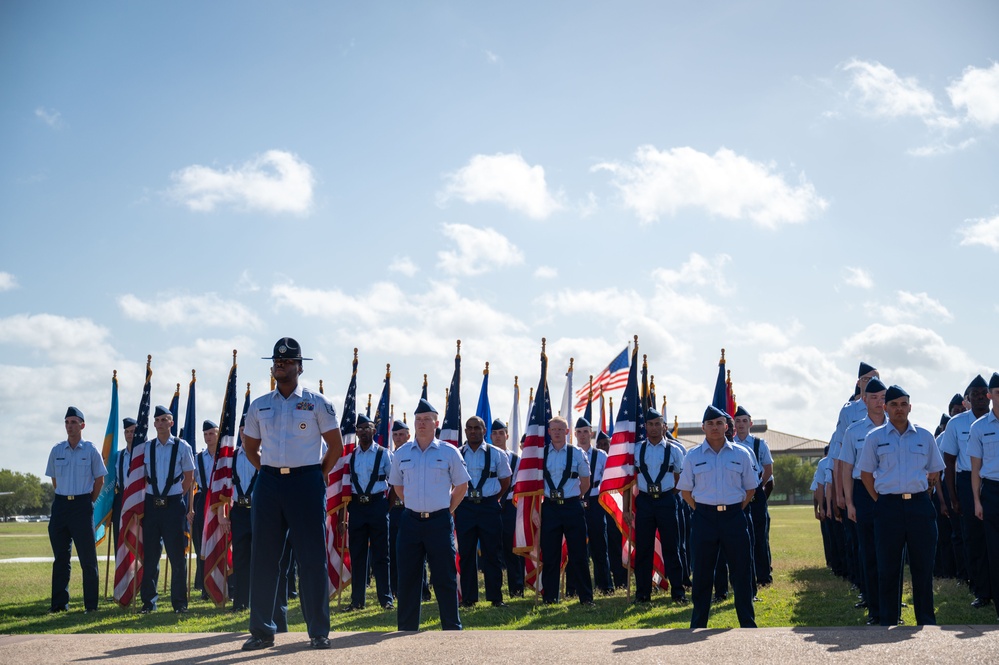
[{"x1": 0, "y1": 505, "x2": 992, "y2": 634}]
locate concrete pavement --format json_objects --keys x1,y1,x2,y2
[{"x1": 2, "y1": 626, "x2": 998, "y2": 664}]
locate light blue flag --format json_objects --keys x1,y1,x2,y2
[{"x1": 93, "y1": 372, "x2": 119, "y2": 545}]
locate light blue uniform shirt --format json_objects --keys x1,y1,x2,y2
[
  {"x1": 857, "y1": 421, "x2": 945, "y2": 494},
  {"x1": 938, "y1": 410, "x2": 978, "y2": 473},
  {"x1": 810, "y1": 457, "x2": 829, "y2": 492},
  {"x1": 388, "y1": 439, "x2": 470, "y2": 512},
  {"x1": 818, "y1": 456, "x2": 834, "y2": 487},
  {"x1": 460, "y1": 443, "x2": 512, "y2": 497},
  {"x1": 968, "y1": 410, "x2": 999, "y2": 481},
  {"x1": 580, "y1": 446, "x2": 608, "y2": 497},
  {"x1": 836, "y1": 416, "x2": 886, "y2": 480},
  {"x1": 243, "y1": 385, "x2": 339, "y2": 468},
  {"x1": 676, "y1": 440, "x2": 757, "y2": 506},
  {"x1": 144, "y1": 436, "x2": 195, "y2": 496},
  {"x1": 232, "y1": 448, "x2": 258, "y2": 499},
  {"x1": 349, "y1": 443, "x2": 393, "y2": 495},
  {"x1": 46, "y1": 439, "x2": 107, "y2": 496},
  {"x1": 542, "y1": 444, "x2": 590, "y2": 499},
  {"x1": 634, "y1": 438, "x2": 685, "y2": 492},
  {"x1": 194, "y1": 449, "x2": 215, "y2": 492},
  {"x1": 733, "y1": 434, "x2": 773, "y2": 483},
  {"x1": 829, "y1": 399, "x2": 867, "y2": 462}
]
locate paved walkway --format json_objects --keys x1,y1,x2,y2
[{"x1": 2, "y1": 626, "x2": 998, "y2": 664}]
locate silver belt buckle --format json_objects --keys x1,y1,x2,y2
[
  {"x1": 717, "y1": 505, "x2": 727, "y2": 512},
  {"x1": 67, "y1": 495, "x2": 75, "y2": 501},
  {"x1": 419, "y1": 512, "x2": 431, "y2": 519},
  {"x1": 280, "y1": 467, "x2": 291, "y2": 475}
]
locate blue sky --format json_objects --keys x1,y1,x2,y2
[{"x1": 2, "y1": 1, "x2": 998, "y2": 476}]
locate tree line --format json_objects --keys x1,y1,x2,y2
[{"x1": 0, "y1": 469, "x2": 54, "y2": 521}]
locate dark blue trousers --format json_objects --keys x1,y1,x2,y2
[
  {"x1": 690, "y1": 503, "x2": 756, "y2": 628},
  {"x1": 634, "y1": 492, "x2": 685, "y2": 600},
  {"x1": 606, "y1": 509, "x2": 628, "y2": 588},
  {"x1": 48, "y1": 496, "x2": 99, "y2": 611},
  {"x1": 874, "y1": 492, "x2": 937, "y2": 626},
  {"x1": 140, "y1": 494, "x2": 188, "y2": 611},
  {"x1": 390, "y1": 505, "x2": 430, "y2": 599},
  {"x1": 396, "y1": 509, "x2": 461, "y2": 631},
  {"x1": 455, "y1": 496, "x2": 504, "y2": 603},
  {"x1": 854, "y1": 480, "x2": 880, "y2": 622},
  {"x1": 958, "y1": 472, "x2": 992, "y2": 600},
  {"x1": 230, "y1": 503, "x2": 253, "y2": 610},
  {"x1": 540, "y1": 499, "x2": 592, "y2": 604},
  {"x1": 111, "y1": 491, "x2": 123, "y2": 552},
  {"x1": 978, "y1": 479, "x2": 999, "y2": 619},
  {"x1": 500, "y1": 498, "x2": 525, "y2": 595},
  {"x1": 249, "y1": 467, "x2": 328, "y2": 639},
  {"x1": 748, "y1": 489, "x2": 771, "y2": 583},
  {"x1": 584, "y1": 496, "x2": 614, "y2": 593},
  {"x1": 677, "y1": 496, "x2": 692, "y2": 583},
  {"x1": 347, "y1": 495, "x2": 392, "y2": 607}
]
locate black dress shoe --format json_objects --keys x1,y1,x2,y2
[
  {"x1": 460, "y1": 601, "x2": 477, "y2": 608},
  {"x1": 511, "y1": 590, "x2": 524, "y2": 598},
  {"x1": 712, "y1": 594, "x2": 727, "y2": 603},
  {"x1": 174, "y1": 607, "x2": 189, "y2": 614},
  {"x1": 580, "y1": 600, "x2": 596, "y2": 607},
  {"x1": 84, "y1": 608, "x2": 99, "y2": 614},
  {"x1": 342, "y1": 603, "x2": 363, "y2": 612},
  {"x1": 491, "y1": 601, "x2": 508, "y2": 608},
  {"x1": 422, "y1": 591, "x2": 433, "y2": 601},
  {"x1": 972, "y1": 597, "x2": 993, "y2": 608},
  {"x1": 139, "y1": 605, "x2": 155, "y2": 614},
  {"x1": 866, "y1": 617, "x2": 880, "y2": 626},
  {"x1": 48, "y1": 607, "x2": 67, "y2": 614},
  {"x1": 854, "y1": 601, "x2": 868, "y2": 609},
  {"x1": 310, "y1": 636, "x2": 331, "y2": 649},
  {"x1": 242, "y1": 636, "x2": 275, "y2": 651},
  {"x1": 672, "y1": 596, "x2": 689, "y2": 605},
  {"x1": 382, "y1": 602, "x2": 394, "y2": 610}
]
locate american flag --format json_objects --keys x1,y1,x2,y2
[
  {"x1": 573, "y1": 347, "x2": 630, "y2": 411},
  {"x1": 513, "y1": 343, "x2": 551, "y2": 593},
  {"x1": 202, "y1": 353, "x2": 237, "y2": 606},
  {"x1": 438, "y1": 342, "x2": 462, "y2": 447},
  {"x1": 114, "y1": 356, "x2": 151, "y2": 607},
  {"x1": 598, "y1": 343, "x2": 640, "y2": 574},
  {"x1": 325, "y1": 350, "x2": 358, "y2": 597}
]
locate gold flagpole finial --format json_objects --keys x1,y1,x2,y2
[
  {"x1": 386, "y1": 363, "x2": 391, "y2": 379},
  {"x1": 403, "y1": 412, "x2": 407, "y2": 424},
  {"x1": 456, "y1": 339, "x2": 461, "y2": 357},
  {"x1": 319, "y1": 379, "x2": 324, "y2": 394},
  {"x1": 191, "y1": 369, "x2": 196, "y2": 382},
  {"x1": 113, "y1": 369, "x2": 117, "y2": 380},
  {"x1": 514, "y1": 375, "x2": 519, "y2": 387},
  {"x1": 353, "y1": 347, "x2": 358, "y2": 362},
  {"x1": 541, "y1": 337, "x2": 547, "y2": 355},
  {"x1": 484, "y1": 362, "x2": 489, "y2": 376},
  {"x1": 146, "y1": 354, "x2": 152, "y2": 368},
  {"x1": 720, "y1": 348, "x2": 726, "y2": 363}
]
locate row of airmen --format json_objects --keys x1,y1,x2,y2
[
  {"x1": 811, "y1": 362, "x2": 999, "y2": 626},
  {"x1": 45, "y1": 337, "x2": 779, "y2": 650}
]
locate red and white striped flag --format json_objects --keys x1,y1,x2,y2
[
  {"x1": 325, "y1": 350, "x2": 358, "y2": 597},
  {"x1": 513, "y1": 343, "x2": 551, "y2": 592},
  {"x1": 202, "y1": 353, "x2": 237, "y2": 606},
  {"x1": 114, "y1": 355, "x2": 152, "y2": 607},
  {"x1": 599, "y1": 342, "x2": 640, "y2": 572},
  {"x1": 573, "y1": 347, "x2": 630, "y2": 411}
]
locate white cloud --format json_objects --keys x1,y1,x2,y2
[
  {"x1": 534, "y1": 266, "x2": 558, "y2": 279},
  {"x1": 840, "y1": 323, "x2": 974, "y2": 374},
  {"x1": 169, "y1": 150, "x2": 315, "y2": 215},
  {"x1": 437, "y1": 224, "x2": 524, "y2": 276},
  {"x1": 388, "y1": 257, "x2": 419, "y2": 277},
  {"x1": 0, "y1": 313, "x2": 113, "y2": 364},
  {"x1": 958, "y1": 215, "x2": 999, "y2": 250},
  {"x1": 485, "y1": 50, "x2": 500, "y2": 64},
  {"x1": 843, "y1": 267, "x2": 874, "y2": 289},
  {"x1": 841, "y1": 59, "x2": 956, "y2": 128},
  {"x1": 654, "y1": 252, "x2": 734, "y2": 296},
  {"x1": 438, "y1": 153, "x2": 564, "y2": 219},
  {"x1": 118, "y1": 293, "x2": 262, "y2": 330},
  {"x1": 865, "y1": 291, "x2": 952, "y2": 323},
  {"x1": 34, "y1": 107, "x2": 62, "y2": 128},
  {"x1": 594, "y1": 146, "x2": 827, "y2": 228},
  {"x1": 907, "y1": 137, "x2": 978, "y2": 157},
  {"x1": 0, "y1": 271, "x2": 18, "y2": 291},
  {"x1": 948, "y1": 63, "x2": 999, "y2": 128},
  {"x1": 235, "y1": 270, "x2": 260, "y2": 293}
]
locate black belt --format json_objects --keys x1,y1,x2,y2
[
  {"x1": 261, "y1": 464, "x2": 321, "y2": 476},
  {"x1": 880, "y1": 492, "x2": 927, "y2": 500},
  {"x1": 55, "y1": 494, "x2": 91, "y2": 502},
  {"x1": 983, "y1": 478, "x2": 999, "y2": 487},
  {"x1": 639, "y1": 490, "x2": 672, "y2": 500},
  {"x1": 695, "y1": 502, "x2": 743, "y2": 512},
  {"x1": 405, "y1": 508, "x2": 449, "y2": 520},
  {"x1": 147, "y1": 494, "x2": 183, "y2": 507},
  {"x1": 352, "y1": 493, "x2": 385, "y2": 505},
  {"x1": 463, "y1": 492, "x2": 500, "y2": 505},
  {"x1": 544, "y1": 496, "x2": 581, "y2": 506}
]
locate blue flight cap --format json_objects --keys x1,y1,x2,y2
[
  {"x1": 65, "y1": 406, "x2": 85, "y2": 422},
  {"x1": 414, "y1": 398, "x2": 438, "y2": 415},
  {"x1": 203, "y1": 420, "x2": 218, "y2": 431},
  {"x1": 990, "y1": 373, "x2": 999, "y2": 390},
  {"x1": 949, "y1": 393, "x2": 965, "y2": 408},
  {"x1": 356, "y1": 414, "x2": 373, "y2": 426},
  {"x1": 968, "y1": 375, "x2": 988, "y2": 393},
  {"x1": 154, "y1": 405, "x2": 171, "y2": 418},
  {"x1": 702, "y1": 405, "x2": 728, "y2": 422},
  {"x1": 392, "y1": 419, "x2": 409, "y2": 432},
  {"x1": 939, "y1": 414, "x2": 951, "y2": 429},
  {"x1": 575, "y1": 417, "x2": 591, "y2": 429},
  {"x1": 645, "y1": 408, "x2": 663, "y2": 422},
  {"x1": 858, "y1": 362, "x2": 877, "y2": 377},
  {"x1": 597, "y1": 430, "x2": 611, "y2": 442},
  {"x1": 884, "y1": 385, "x2": 909, "y2": 403},
  {"x1": 865, "y1": 378, "x2": 887, "y2": 394},
  {"x1": 734, "y1": 405, "x2": 751, "y2": 419},
  {"x1": 122, "y1": 417, "x2": 137, "y2": 428},
  {"x1": 491, "y1": 419, "x2": 507, "y2": 431}
]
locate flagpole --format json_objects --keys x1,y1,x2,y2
[
  {"x1": 103, "y1": 514, "x2": 113, "y2": 599},
  {"x1": 336, "y1": 506, "x2": 346, "y2": 609},
  {"x1": 129, "y1": 512, "x2": 139, "y2": 613},
  {"x1": 534, "y1": 337, "x2": 547, "y2": 608}
]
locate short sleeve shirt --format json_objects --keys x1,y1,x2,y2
[
  {"x1": 582, "y1": 446, "x2": 608, "y2": 497},
  {"x1": 968, "y1": 410, "x2": 999, "y2": 481},
  {"x1": 857, "y1": 421, "x2": 945, "y2": 494},
  {"x1": 46, "y1": 440, "x2": 107, "y2": 496},
  {"x1": 144, "y1": 436, "x2": 195, "y2": 496},
  {"x1": 460, "y1": 443, "x2": 512, "y2": 497},
  {"x1": 388, "y1": 439, "x2": 470, "y2": 512},
  {"x1": 243, "y1": 384, "x2": 339, "y2": 468},
  {"x1": 676, "y1": 440, "x2": 756, "y2": 506},
  {"x1": 938, "y1": 410, "x2": 977, "y2": 473},
  {"x1": 733, "y1": 435, "x2": 773, "y2": 482},
  {"x1": 349, "y1": 444, "x2": 393, "y2": 495},
  {"x1": 829, "y1": 399, "x2": 867, "y2": 461},
  {"x1": 836, "y1": 415, "x2": 885, "y2": 480},
  {"x1": 634, "y1": 438, "x2": 685, "y2": 492},
  {"x1": 542, "y1": 444, "x2": 590, "y2": 498}
]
